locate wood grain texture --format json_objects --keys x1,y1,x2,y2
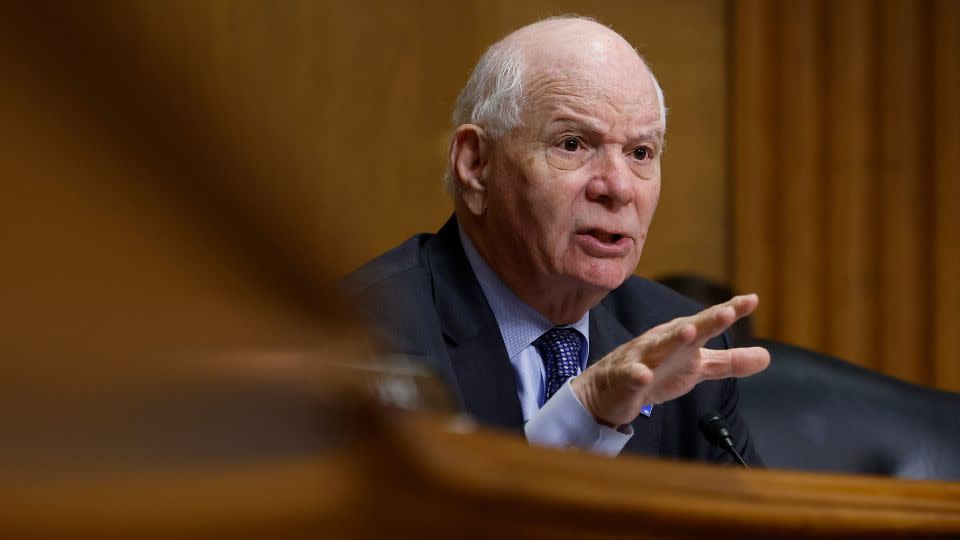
[
  {"x1": 778, "y1": 0, "x2": 824, "y2": 348},
  {"x1": 877, "y1": 0, "x2": 930, "y2": 383},
  {"x1": 732, "y1": 0, "x2": 779, "y2": 337},
  {"x1": 932, "y1": 0, "x2": 960, "y2": 392},
  {"x1": 824, "y1": 0, "x2": 877, "y2": 366},
  {"x1": 731, "y1": 0, "x2": 958, "y2": 389}
]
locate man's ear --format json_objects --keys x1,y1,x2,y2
[{"x1": 450, "y1": 124, "x2": 490, "y2": 216}]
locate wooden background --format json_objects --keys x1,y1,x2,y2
[
  {"x1": 2, "y1": 1, "x2": 957, "y2": 390},
  {"x1": 733, "y1": 0, "x2": 959, "y2": 391},
  {"x1": 164, "y1": 0, "x2": 732, "y2": 284}
]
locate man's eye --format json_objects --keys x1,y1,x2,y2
[
  {"x1": 561, "y1": 138, "x2": 582, "y2": 152},
  {"x1": 632, "y1": 147, "x2": 649, "y2": 160}
]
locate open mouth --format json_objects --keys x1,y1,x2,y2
[{"x1": 587, "y1": 229, "x2": 625, "y2": 244}]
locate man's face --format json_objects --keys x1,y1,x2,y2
[{"x1": 480, "y1": 55, "x2": 663, "y2": 299}]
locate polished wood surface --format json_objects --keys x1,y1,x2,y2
[{"x1": 6, "y1": 399, "x2": 959, "y2": 539}]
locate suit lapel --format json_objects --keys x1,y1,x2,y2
[
  {"x1": 421, "y1": 216, "x2": 664, "y2": 446},
  {"x1": 589, "y1": 299, "x2": 663, "y2": 456},
  {"x1": 424, "y1": 217, "x2": 524, "y2": 432}
]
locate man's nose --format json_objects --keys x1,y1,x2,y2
[{"x1": 585, "y1": 147, "x2": 634, "y2": 207}]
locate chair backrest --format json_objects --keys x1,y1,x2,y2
[{"x1": 739, "y1": 339, "x2": 960, "y2": 480}]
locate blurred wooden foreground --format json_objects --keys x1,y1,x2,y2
[
  {"x1": 5, "y1": 393, "x2": 960, "y2": 539},
  {"x1": 2, "y1": 2, "x2": 959, "y2": 539}
]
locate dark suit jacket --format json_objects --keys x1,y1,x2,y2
[{"x1": 346, "y1": 216, "x2": 761, "y2": 465}]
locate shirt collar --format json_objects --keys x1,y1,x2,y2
[{"x1": 458, "y1": 224, "x2": 590, "y2": 361}]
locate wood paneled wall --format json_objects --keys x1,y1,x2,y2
[
  {"x1": 7, "y1": 1, "x2": 955, "y2": 390},
  {"x1": 125, "y1": 1, "x2": 731, "y2": 282},
  {"x1": 732, "y1": 0, "x2": 960, "y2": 390},
  {"x1": 0, "y1": 1, "x2": 729, "y2": 384},
  {"x1": 177, "y1": 0, "x2": 730, "y2": 282}
]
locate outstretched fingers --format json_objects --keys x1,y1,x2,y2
[
  {"x1": 689, "y1": 294, "x2": 759, "y2": 345},
  {"x1": 727, "y1": 293, "x2": 760, "y2": 319},
  {"x1": 635, "y1": 294, "x2": 759, "y2": 369},
  {"x1": 699, "y1": 346, "x2": 771, "y2": 379},
  {"x1": 649, "y1": 294, "x2": 760, "y2": 350}
]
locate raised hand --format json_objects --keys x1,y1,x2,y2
[{"x1": 570, "y1": 294, "x2": 770, "y2": 427}]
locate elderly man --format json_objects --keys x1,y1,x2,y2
[{"x1": 347, "y1": 16, "x2": 769, "y2": 463}]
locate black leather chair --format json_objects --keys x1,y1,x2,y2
[{"x1": 738, "y1": 339, "x2": 960, "y2": 480}]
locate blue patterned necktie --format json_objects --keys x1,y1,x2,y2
[{"x1": 533, "y1": 327, "x2": 585, "y2": 401}]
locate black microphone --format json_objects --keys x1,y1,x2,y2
[{"x1": 698, "y1": 411, "x2": 748, "y2": 468}]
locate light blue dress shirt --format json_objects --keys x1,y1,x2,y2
[{"x1": 458, "y1": 227, "x2": 633, "y2": 456}]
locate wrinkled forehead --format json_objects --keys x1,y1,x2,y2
[
  {"x1": 522, "y1": 58, "x2": 663, "y2": 137},
  {"x1": 524, "y1": 66, "x2": 659, "y2": 112}
]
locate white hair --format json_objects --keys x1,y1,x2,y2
[
  {"x1": 442, "y1": 40, "x2": 525, "y2": 195},
  {"x1": 444, "y1": 16, "x2": 667, "y2": 195}
]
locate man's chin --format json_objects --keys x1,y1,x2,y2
[{"x1": 569, "y1": 261, "x2": 633, "y2": 293}]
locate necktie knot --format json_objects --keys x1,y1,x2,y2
[{"x1": 533, "y1": 327, "x2": 584, "y2": 401}]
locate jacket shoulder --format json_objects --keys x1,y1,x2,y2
[
  {"x1": 339, "y1": 232, "x2": 446, "y2": 361},
  {"x1": 342, "y1": 233, "x2": 434, "y2": 295}
]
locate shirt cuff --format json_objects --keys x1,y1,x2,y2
[{"x1": 523, "y1": 378, "x2": 634, "y2": 457}]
